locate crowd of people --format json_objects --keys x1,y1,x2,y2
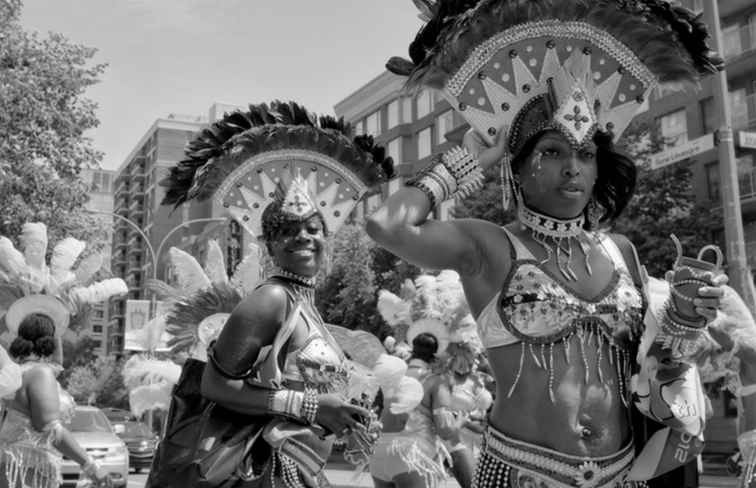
[{"x1": 4, "y1": 1, "x2": 756, "y2": 488}]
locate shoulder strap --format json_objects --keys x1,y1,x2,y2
[
  {"x1": 249, "y1": 303, "x2": 302, "y2": 389},
  {"x1": 501, "y1": 227, "x2": 535, "y2": 260},
  {"x1": 606, "y1": 233, "x2": 645, "y2": 289}
]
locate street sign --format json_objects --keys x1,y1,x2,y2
[
  {"x1": 739, "y1": 131, "x2": 756, "y2": 149},
  {"x1": 650, "y1": 134, "x2": 714, "y2": 170}
]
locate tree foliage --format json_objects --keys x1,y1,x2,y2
[
  {"x1": 613, "y1": 121, "x2": 718, "y2": 277},
  {"x1": 316, "y1": 223, "x2": 419, "y2": 339},
  {"x1": 62, "y1": 356, "x2": 128, "y2": 409},
  {"x1": 0, "y1": 0, "x2": 108, "y2": 246}
]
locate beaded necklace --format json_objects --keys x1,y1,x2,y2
[
  {"x1": 270, "y1": 267, "x2": 317, "y2": 308},
  {"x1": 517, "y1": 205, "x2": 593, "y2": 281}
]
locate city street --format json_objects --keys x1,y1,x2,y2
[{"x1": 123, "y1": 470, "x2": 740, "y2": 488}]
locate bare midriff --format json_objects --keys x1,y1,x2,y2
[{"x1": 486, "y1": 334, "x2": 631, "y2": 457}]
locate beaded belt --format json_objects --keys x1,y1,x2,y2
[{"x1": 474, "y1": 426, "x2": 644, "y2": 488}]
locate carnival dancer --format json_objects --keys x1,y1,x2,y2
[
  {"x1": 0, "y1": 223, "x2": 127, "y2": 488},
  {"x1": 368, "y1": 2, "x2": 727, "y2": 486},
  {"x1": 373, "y1": 270, "x2": 492, "y2": 487},
  {"x1": 157, "y1": 101, "x2": 393, "y2": 487}
]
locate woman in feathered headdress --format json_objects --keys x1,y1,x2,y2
[
  {"x1": 0, "y1": 222, "x2": 127, "y2": 488},
  {"x1": 373, "y1": 270, "x2": 492, "y2": 488},
  {"x1": 152, "y1": 101, "x2": 393, "y2": 488},
  {"x1": 367, "y1": 2, "x2": 730, "y2": 487}
]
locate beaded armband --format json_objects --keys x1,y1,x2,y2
[
  {"x1": 301, "y1": 386, "x2": 319, "y2": 425},
  {"x1": 655, "y1": 301, "x2": 706, "y2": 356},
  {"x1": 406, "y1": 146, "x2": 484, "y2": 207},
  {"x1": 267, "y1": 389, "x2": 305, "y2": 420}
]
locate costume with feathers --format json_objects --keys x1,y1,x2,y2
[
  {"x1": 0, "y1": 222, "x2": 127, "y2": 488},
  {"x1": 387, "y1": 1, "x2": 724, "y2": 487},
  {"x1": 374, "y1": 270, "x2": 491, "y2": 487},
  {"x1": 153, "y1": 101, "x2": 393, "y2": 488}
]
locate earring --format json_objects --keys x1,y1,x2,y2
[{"x1": 586, "y1": 198, "x2": 603, "y2": 230}]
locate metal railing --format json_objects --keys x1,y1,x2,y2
[{"x1": 732, "y1": 93, "x2": 756, "y2": 130}]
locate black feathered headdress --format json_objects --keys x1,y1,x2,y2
[
  {"x1": 161, "y1": 100, "x2": 395, "y2": 238},
  {"x1": 387, "y1": 0, "x2": 723, "y2": 153}
]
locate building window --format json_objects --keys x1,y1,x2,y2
[
  {"x1": 700, "y1": 97, "x2": 718, "y2": 134},
  {"x1": 723, "y1": 24, "x2": 742, "y2": 59},
  {"x1": 402, "y1": 97, "x2": 413, "y2": 124},
  {"x1": 731, "y1": 88, "x2": 748, "y2": 129},
  {"x1": 418, "y1": 127, "x2": 432, "y2": 159},
  {"x1": 739, "y1": 155, "x2": 756, "y2": 199},
  {"x1": 705, "y1": 163, "x2": 720, "y2": 202},
  {"x1": 387, "y1": 138, "x2": 401, "y2": 164},
  {"x1": 94, "y1": 340, "x2": 102, "y2": 349},
  {"x1": 387, "y1": 100, "x2": 400, "y2": 129},
  {"x1": 659, "y1": 109, "x2": 688, "y2": 148},
  {"x1": 93, "y1": 325, "x2": 103, "y2": 334},
  {"x1": 417, "y1": 89, "x2": 434, "y2": 119},
  {"x1": 436, "y1": 110, "x2": 454, "y2": 144},
  {"x1": 226, "y1": 220, "x2": 243, "y2": 277},
  {"x1": 353, "y1": 120, "x2": 364, "y2": 136},
  {"x1": 365, "y1": 111, "x2": 381, "y2": 136}
]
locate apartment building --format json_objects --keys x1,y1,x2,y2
[{"x1": 80, "y1": 168, "x2": 116, "y2": 357}]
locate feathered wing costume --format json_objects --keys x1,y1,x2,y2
[
  {"x1": 150, "y1": 101, "x2": 394, "y2": 488},
  {"x1": 0, "y1": 223, "x2": 127, "y2": 488},
  {"x1": 375, "y1": 270, "x2": 491, "y2": 486}
]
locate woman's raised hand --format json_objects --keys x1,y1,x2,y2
[{"x1": 466, "y1": 125, "x2": 509, "y2": 171}]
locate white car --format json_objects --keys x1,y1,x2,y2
[{"x1": 60, "y1": 405, "x2": 129, "y2": 488}]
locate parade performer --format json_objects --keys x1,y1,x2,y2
[
  {"x1": 373, "y1": 270, "x2": 492, "y2": 487},
  {"x1": 157, "y1": 101, "x2": 393, "y2": 487},
  {"x1": 0, "y1": 223, "x2": 127, "y2": 488},
  {"x1": 368, "y1": 1, "x2": 727, "y2": 486}
]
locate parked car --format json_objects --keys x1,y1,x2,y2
[
  {"x1": 101, "y1": 407, "x2": 134, "y2": 423},
  {"x1": 60, "y1": 406, "x2": 129, "y2": 488},
  {"x1": 111, "y1": 420, "x2": 158, "y2": 473}
]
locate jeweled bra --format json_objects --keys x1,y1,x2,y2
[{"x1": 476, "y1": 229, "x2": 644, "y2": 403}]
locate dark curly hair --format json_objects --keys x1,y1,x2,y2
[
  {"x1": 411, "y1": 332, "x2": 439, "y2": 363},
  {"x1": 9, "y1": 313, "x2": 56, "y2": 360},
  {"x1": 511, "y1": 130, "x2": 637, "y2": 230}
]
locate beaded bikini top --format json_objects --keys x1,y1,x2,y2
[{"x1": 476, "y1": 228, "x2": 645, "y2": 402}]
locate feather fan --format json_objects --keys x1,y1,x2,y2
[
  {"x1": 50, "y1": 238, "x2": 86, "y2": 284},
  {"x1": 0, "y1": 237, "x2": 27, "y2": 279},
  {"x1": 203, "y1": 240, "x2": 228, "y2": 285},
  {"x1": 377, "y1": 290, "x2": 412, "y2": 327},
  {"x1": 74, "y1": 253, "x2": 104, "y2": 286},
  {"x1": 229, "y1": 247, "x2": 262, "y2": 296},
  {"x1": 167, "y1": 247, "x2": 211, "y2": 295},
  {"x1": 68, "y1": 278, "x2": 128, "y2": 305}
]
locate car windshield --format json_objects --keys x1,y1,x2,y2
[
  {"x1": 63, "y1": 409, "x2": 113, "y2": 433},
  {"x1": 122, "y1": 422, "x2": 152, "y2": 437}
]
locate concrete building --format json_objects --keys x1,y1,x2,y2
[
  {"x1": 334, "y1": 71, "x2": 469, "y2": 221},
  {"x1": 80, "y1": 168, "x2": 116, "y2": 357},
  {"x1": 108, "y1": 103, "x2": 248, "y2": 355}
]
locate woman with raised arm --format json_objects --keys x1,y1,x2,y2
[
  {"x1": 156, "y1": 101, "x2": 393, "y2": 488},
  {"x1": 368, "y1": 2, "x2": 727, "y2": 486}
]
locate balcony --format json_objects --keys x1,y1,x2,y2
[
  {"x1": 130, "y1": 158, "x2": 147, "y2": 180},
  {"x1": 112, "y1": 251, "x2": 128, "y2": 266},
  {"x1": 731, "y1": 93, "x2": 756, "y2": 131},
  {"x1": 131, "y1": 184, "x2": 145, "y2": 197},
  {"x1": 128, "y1": 259, "x2": 143, "y2": 274},
  {"x1": 722, "y1": 23, "x2": 756, "y2": 62}
]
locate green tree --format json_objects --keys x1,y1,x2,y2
[
  {"x1": 0, "y1": 0, "x2": 107, "y2": 244},
  {"x1": 62, "y1": 356, "x2": 128, "y2": 408},
  {"x1": 613, "y1": 121, "x2": 718, "y2": 277},
  {"x1": 453, "y1": 165, "x2": 516, "y2": 225}
]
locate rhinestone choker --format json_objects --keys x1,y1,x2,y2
[
  {"x1": 271, "y1": 267, "x2": 317, "y2": 287},
  {"x1": 517, "y1": 205, "x2": 592, "y2": 281}
]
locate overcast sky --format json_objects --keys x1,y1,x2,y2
[{"x1": 21, "y1": 1, "x2": 422, "y2": 170}]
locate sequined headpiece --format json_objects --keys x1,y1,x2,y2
[
  {"x1": 161, "y1": 101, "x2": 395, "y2": 240},
  {"x1": 388, "y1": 0, "x2": 723, "y2": 154}
]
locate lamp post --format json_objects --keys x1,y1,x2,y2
[{"x1": 704, "y1": 0, "x2": 756, "y2": 312}]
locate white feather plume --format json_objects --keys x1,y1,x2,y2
[
  {"x1": 229, "y1": 248, "x2": 261, "y2": 296},
  {"x1": 0, "y1": 237, "x2": 27, "y2": 280},
  {"x1": 69, "y1": 278, "x2": 128, "y2": 304},
  {"x1": 74, "y1": 253, "x2": 104, "y2": 285},
  {"x1": 50, "y1": 237, "x2": 86, "y2": 283},
  {"x1": 204, "y1": 240, "x2": 228, "y2": 285},
  {"x1": 388, "y1": 376, "x2": 424, "y2": 415},
  {"x1": 169, "y1": 247, "x2": 211, "y2": 295},
  {"x1": 377, "y1": 290, "x2": 411, "y2": 327},
  {"x1": 371, "y1": 354, "x2": 408, "y2": 393}
]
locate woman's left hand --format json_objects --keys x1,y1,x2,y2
[{"x1": 693, "y1": 272, "x2": 728, "y2": 322}]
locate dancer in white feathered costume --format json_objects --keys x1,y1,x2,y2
[
  {"x1": 0, "y1": 222, "x2": 127, "y2": 488},
  {"x1": 372, "y1": 270, "x2": 492, "y2": 488}
]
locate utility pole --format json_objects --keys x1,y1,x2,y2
[{"x1": 704, "y1": 0, "x2": 756, "y2": 312}]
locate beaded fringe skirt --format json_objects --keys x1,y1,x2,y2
[{"x1": 473, "y1": 426, "x2": 647, "y2": 488}]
